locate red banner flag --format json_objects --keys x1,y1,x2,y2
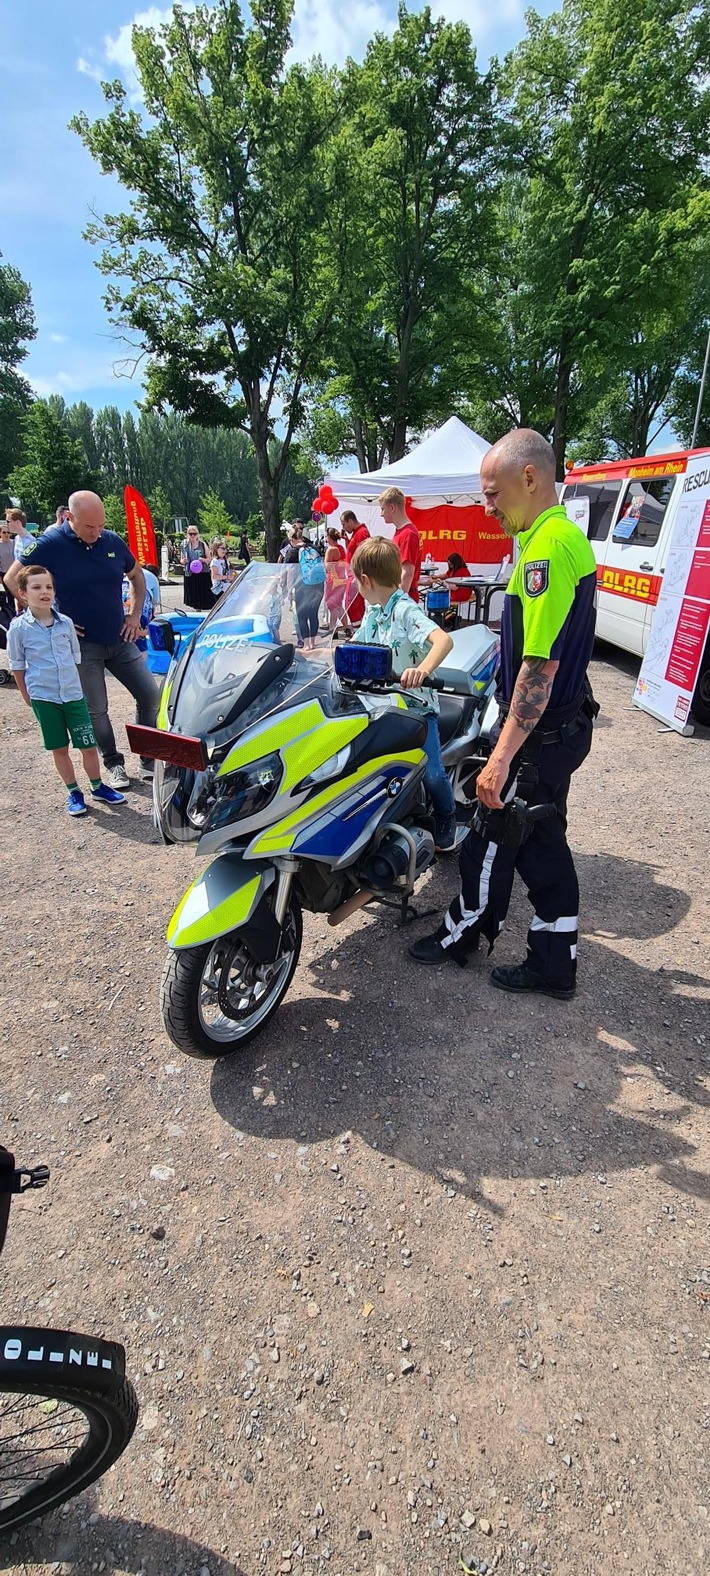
[{"x1": 123, "y1": 485, "x2": 158, "y2": 567}]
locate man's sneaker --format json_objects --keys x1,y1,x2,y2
[
  {"x1": 106, "y1": 764, "x2": 130, "y2": 789},
  {"x1": 67, "y1": 789, "x2": 88, "y2": 817},
  {"x1": 490, "y1": 961, "x2": 576, "y2": 1001},
  {"x1": 137, "y1": 763, "x2": 154, "y2": 782},
  {"x1": 90, "y1": 783, "x2": 126, "y2": 805},
  {"x1": 434, "y1": 816, "x2": 458, "y2": 853}
]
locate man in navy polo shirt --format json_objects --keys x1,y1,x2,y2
[{"x1": 4, "y1": 490, "x2": 159, "y2": 789}]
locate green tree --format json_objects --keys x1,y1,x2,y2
[
  {"x1": 198, "y1": 487, "x2": 234, "y2": 538},
  {"x1": 312, "y1": 5, "x2": 497, "y2": 469},
  {"x1": 73, "y1": 0, "x2": 339, "y2": 558},
  {"x1": 0, "y1": 254, "x2": 36, "y2": 488},
  {"x1": 479, "y1": 0, "x2": 710, "y2": 473},
  {"x1": 103, "y1": 492, "x2": 127, "y2": 533},
  {"x1": 7, "y1": 400, "x2": 97, "y2": 519},
  {"x1": 148, "y1": 481, "x2": 172, "y2": 529}
]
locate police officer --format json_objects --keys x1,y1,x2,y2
[{"x1": 410, "y1": 428, "x2": 597, "y2": 1000}]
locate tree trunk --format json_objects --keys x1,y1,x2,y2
[
  {"x1": 552, "y1": 350, "x2": 572, "y2": 480},
  {"x1": 253, "y1": 429, "x2": 281, "y2": 561}
]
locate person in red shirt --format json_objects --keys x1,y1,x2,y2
[
  {"x1": 378, "y1": 487, "x2": 422, "y2": 601},
  {"x1": 341, "y1": 510, "x2": 370, "y2": 625}
]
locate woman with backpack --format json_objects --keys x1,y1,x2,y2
[{"x1": 295, "y1": 535, "x2": 326, "y2": 650}]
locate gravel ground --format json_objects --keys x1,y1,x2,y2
[{"x1": 0, "y1": 610, "x2": 708, "y2": 1576}]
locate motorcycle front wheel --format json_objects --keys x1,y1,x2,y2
[{"x1": 160, "y1": 894, "x2": 303, "y2": 1059}]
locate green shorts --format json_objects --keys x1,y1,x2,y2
[{"x1": 31, "y1": 697, "x2": 97, "y2": 753}]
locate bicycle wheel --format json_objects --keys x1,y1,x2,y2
[{"x1": 0, "y1": 1328, "x2": 138, "y2": 1533}]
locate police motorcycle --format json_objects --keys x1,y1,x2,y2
[{"x1": 127, "y1": 562, "x2": 499, "y2": 1059}]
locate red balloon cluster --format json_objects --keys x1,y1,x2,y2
[{"x1": 312, "y1": 483, "x2": 339, "y2": 517}]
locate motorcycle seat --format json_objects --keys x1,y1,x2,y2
[{"x1": 437, "y1": 693, "x2": 477, "y2": 745}]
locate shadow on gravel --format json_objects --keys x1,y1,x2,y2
[
  {"x1": 210, "y1": 851, "x2": 709, "y2": 1207},
  {"x1": 1, "y1": 1509, "x2": 246, "y2": 1575}
]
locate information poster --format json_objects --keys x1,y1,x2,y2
[{"x1": 633, "y1": 456, "x2": 710, "y2": 732}]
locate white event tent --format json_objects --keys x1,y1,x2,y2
[{"x1": 323, "y1": 416, "x2": 507, "y2": 573}]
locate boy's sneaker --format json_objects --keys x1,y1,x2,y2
[
  {"x1": 90, "y1": 783, "x2": 126, "y2": 805},
  {"x1": 67, "y1": 789, "x2": 88, "y2": 817},
  {"x1": 107, "y1": 765, "x2": 130, "y2": 790},
  {"x1": 434, "y1": 815, "x2": 458, "y2": 853}
]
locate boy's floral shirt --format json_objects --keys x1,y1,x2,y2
[{"x1": 359, "y1": 589, "x2": 439, "y2": 714}]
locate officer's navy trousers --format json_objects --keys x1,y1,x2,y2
[{"x1": 437, "y1": 714, "x2": 593, "y2": 986}]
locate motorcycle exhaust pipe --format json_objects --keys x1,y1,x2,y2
[{"x1": 327, "y1": 888, "x2": 374, "y2": 927}]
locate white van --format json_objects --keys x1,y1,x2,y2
[{"x1": 562, "y1": 448, "x2": 710, "y2": 725}]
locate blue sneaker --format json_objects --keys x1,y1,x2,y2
[
  {"x1": 67, "y1": 789, "x2": 88, "y2": 817},
  {"x1": 90, "y1": 782, "x2": 126, "y2": 805},
  {"x1": 435, "y1": 815, "x2": 458, "y2": 853}
]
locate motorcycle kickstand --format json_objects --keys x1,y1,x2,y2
[{"x1": 368, "y1": 891, "x2": 439, "y2": 928}]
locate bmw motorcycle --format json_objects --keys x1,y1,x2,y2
[{"x1": 127, "y1": 563, "x2": 499, "y2": 1059}]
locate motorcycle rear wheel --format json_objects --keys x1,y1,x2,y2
[{"x1": 160, "y1": 894, "x2": 303, "y2": 1059}]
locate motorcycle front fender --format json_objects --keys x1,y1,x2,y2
[{"x1": 167, "y1": 853, "x2": 274, "y2": 951}]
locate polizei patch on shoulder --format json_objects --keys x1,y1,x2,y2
[{"x1": 524, "y1": 560, "x2": 549, "y2": 597}]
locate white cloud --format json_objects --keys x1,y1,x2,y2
[
  {"x1": 27, "y1": 341, "x2": 144, "y2": 401},
  {"x1": 76, "y1": 6, "x2": 177, "y2": 103},
  {"x1": 49, "y1": 332, "x2": 68, "y2": 344},
  {"x1": 76, "y1": 56, "x2": 103, "y2": 85},
  {"x1": 431, "y1": 0, "x2": 523, "y2": 36},
  {"x1": 289, "y1": 0, "x2": 393, "y2": 67}
]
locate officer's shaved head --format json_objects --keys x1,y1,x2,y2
[
  {"x1": 485, "y1": 428, "x2": 557, "y2": 479},
  {"x1": 480, "y1": 428, "x2": 559, "y2": 537}
]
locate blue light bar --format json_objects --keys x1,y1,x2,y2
[{"x1": 334, "y1": 642, "x2": 393, "y2": 684}]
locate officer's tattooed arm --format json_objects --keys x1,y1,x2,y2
[
  {"x1": 509, "y1": 656, "x2": 556, "y2": 733},
  {"x1": 475, "y1": 656, "x2": 559, "y2": 809}
]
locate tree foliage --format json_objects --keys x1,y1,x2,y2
[
  {"x1": 72, "y1": 0, "x2": 338, "y2": 557},
  {"x1": 198, "y1": 487, "x2": 234, "y2": 538},
  {"x1": 471, "y1": 0, "x2": 710, "y2": 472},
  {"x1": 307, "y1": 4, "x2": 497, "y2": 470},
  {"x1": 0, "y1": 254, "x2": 36, "y2": 489},
  {"x1": 7, "y1": 401, "x2": 98, "y2": 519}
]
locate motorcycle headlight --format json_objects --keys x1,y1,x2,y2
[{"x1": 202, "y1": 751, "x2": 282, "y2": 832}]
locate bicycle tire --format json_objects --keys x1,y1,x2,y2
[{"x1": 0, "y1": 1329, "x2": 138, "y2": 1533}]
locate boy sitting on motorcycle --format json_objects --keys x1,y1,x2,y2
[{"x1": 352, "y1": 536, "x2": 458, "y2": 853}]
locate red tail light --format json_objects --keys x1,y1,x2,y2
[{"x1": 126, "y1": 724, "x2": 207, "y2": 770}]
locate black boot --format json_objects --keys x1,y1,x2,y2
[
  {"x1": 490, "y1": 961, "x2": 575, "y2": 1000},
  {"x1": 409, "y1": 931, "x2": 479, "y2": 968}
]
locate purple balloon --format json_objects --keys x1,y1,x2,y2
[{"x1": 190, "y1": 558, "x2": 203, "y2": 573}]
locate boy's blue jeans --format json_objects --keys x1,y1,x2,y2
[{"x1": 423, "y1": 715, "x2": 456, "y2": 838}]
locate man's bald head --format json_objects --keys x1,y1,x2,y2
[
  {"x1": 68, "y1": 490, "x2": 106, "y2": 545},
  {"x1": 480, "y1": 428, "x2": 559, "y2": 536}
]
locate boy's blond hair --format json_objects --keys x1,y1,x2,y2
[
  {"x1": 351, "y1": 536, "x2": 401, "y2": 588},
  {"x1": 377, "y1": 486, "x2": 406, "y2": 508},
  {"x1": 16, "y1": 563, "x2": 54, "y2": 594}
]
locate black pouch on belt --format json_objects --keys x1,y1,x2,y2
[{"x1": 473, "y1": 796, "x2": 555, "y2": 849}]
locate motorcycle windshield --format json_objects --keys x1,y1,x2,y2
[{"x1": 168, "y1": 559, "x2": 335, "y2": 741}]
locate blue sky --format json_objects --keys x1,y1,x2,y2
[{"x1": 0, "y1": 1, "x2": 556, "y2": 416}]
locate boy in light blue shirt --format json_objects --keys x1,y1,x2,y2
[
  {"x1": 8, "y1": 564, "x2": 127, "y2": 817},
  {"x1": 352, "y1": 536, "x2": 458, "y2": 851}
]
